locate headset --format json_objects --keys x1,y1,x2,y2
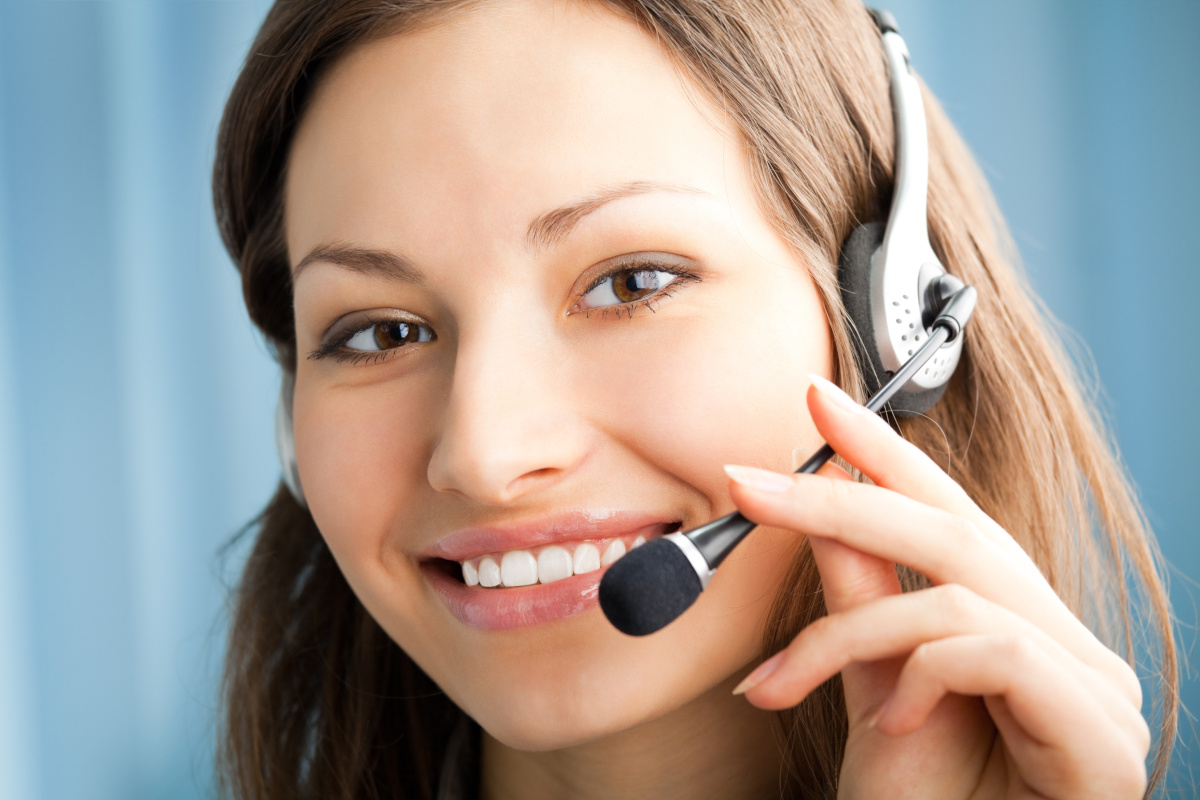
[{"x1": 272, "y1": 8, "x2": 977, "y2": 635}]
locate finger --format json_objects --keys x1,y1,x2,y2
[
  {"x1": 738, "y1": 584, "x2": 1145, "y2": 738},
  {"x1": 805, "y1": 375, "x2": 1028, "y2": 561},
  {"x1": 806, "y1": 374, "x2": 977, "y2": 511},
  {"x1": 805, "y1": 463, "x2": 902, "y2": 615},
  {"x1": 802, "y1": 464, "x2": 906, "y2": 722},
  {"x1": 876, "y1": 634, "x2": 1149, "y2": 799},
  {"x1": 808, "y1": 535, "x2": 901, "y2": 613},
  {"x1": 726, "y1": 466, "x2": 1143, "y2": 706},
  {"x1": 728, "y1": 466, "x2": 1052, "y2": 606}
]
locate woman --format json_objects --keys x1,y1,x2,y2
[{"x1": 213, "y1": 1, "x2": 1177, "y2": 797}]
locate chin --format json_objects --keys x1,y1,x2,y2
[
  {"x1": 436, "y1": 610, "x2": 752, "y2": 753},
  {"x1": 465, "y1": 680, "x2": 666, "y2": 752}
]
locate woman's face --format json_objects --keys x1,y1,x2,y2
[{"x1": 286, "y1": 0, "x2": 831, "y2": 750}]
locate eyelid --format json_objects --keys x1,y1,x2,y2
[{"x1": 319, "y1": 308, "x2": 430, "y2": 347}]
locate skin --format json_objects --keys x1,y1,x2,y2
[{"x1": 284, "y1": 1, "x2": 1150, "y2": 798}]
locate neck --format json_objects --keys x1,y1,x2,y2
[{"x1": 480, "y1": 673, "x2": 783, "y2": 800}]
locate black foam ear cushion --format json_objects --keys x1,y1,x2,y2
[{"x1": 838, "y1": 222, "x2": 949, "y2": 417}]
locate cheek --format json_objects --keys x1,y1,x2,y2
[
  {"x1": 292, "y1": 373, "x2": 441, "y2": 572},
  {"x1": 584, "y1": 277, "x2": 832, "y2": 505}
]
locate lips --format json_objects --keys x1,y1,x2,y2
[{"x1": 421, "y1": 512, "x2": 681, "y2": 630}]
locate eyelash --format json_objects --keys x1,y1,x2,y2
[{"x1": 307, "y1": 258, "x2": 702, "y2": 364}]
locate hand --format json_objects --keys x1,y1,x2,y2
[{"x1": 724, "y1": 375, "x2": 1150, "y2": 800}]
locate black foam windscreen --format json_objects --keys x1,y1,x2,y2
[
  {"x1": 838, "y1": 222, "x2": 948, "y2": 416},
  {"x1": 599, "y1": 538, "x2": 704, "y2": 636}
]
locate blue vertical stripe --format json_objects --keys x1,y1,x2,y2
[{"x1": 0, "y1": 25, "x2": 39, "y2": 800}]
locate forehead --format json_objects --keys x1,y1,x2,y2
[{"x1": 284, "y1": 0, "x2": 746, "y2": 263}]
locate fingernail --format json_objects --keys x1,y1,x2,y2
[
  {"x1": 808, "y1": 374, "x2": 863, "y2": 414},
  {"x1": 733, "y1": 653, "x2": 783, "y2": 695},
  {"x1": 724, "y1": 464, "x2": 795, "y2": 494}
]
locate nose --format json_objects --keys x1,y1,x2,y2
[{"x1": 426, "y1": 324, "x2": 591, "y2": 505}]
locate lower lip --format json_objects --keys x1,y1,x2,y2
[{"x1": 423, "y1": 563, "x2": 607, "y2": 630}]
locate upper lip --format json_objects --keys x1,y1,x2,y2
[{"x1": 423, "y1": 509, "x2": 680, "y2": 562}]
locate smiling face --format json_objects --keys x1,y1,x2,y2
[{"x1": 285, "y1": 0, "x2": 831, "y2": 750}]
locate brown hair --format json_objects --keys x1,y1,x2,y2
[{"x1": 213, "y1": 1, "x2": 1178, "y2": 797}]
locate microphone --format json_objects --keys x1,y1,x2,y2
[{"x1": 599, "y1": 282, "x2": 976, "y2": 636}]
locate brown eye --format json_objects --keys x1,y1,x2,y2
[
  {"x1": 344, "y1": 319, "x2": 435, "y2": 352},
  {"x1": 579, "y1": 268, "x2": 680, "y2": 310},
  {"x1": 374, "y1": 322, "x2": 418, "y2": 349}
]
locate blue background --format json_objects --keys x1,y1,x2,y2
[{"x1": 0, "y1": 1, "x2": 1196, "y2": 797}]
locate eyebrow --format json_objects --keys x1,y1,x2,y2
[
  {"x1": 525, "y1": 180, "x2": 709, "y2": 253},
  {"x1": 292, "y1": 243, "x2": 424, "y2": 284},
  {"x1": 293, "y1": 180, "x2": 710, "y2": 279}
]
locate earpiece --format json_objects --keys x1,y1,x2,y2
[
  {"x1": 599, "y1": 8, "x2": 978, "y2": 636},
  {"x1": 839, "y1": 9, "x2": 963, "y2": 415}
]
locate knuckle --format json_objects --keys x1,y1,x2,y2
[
  {"x1": 943, "y1": 513, "x2": 987, "y2": 548},
  {"x1": 932, "y1": 583, "x2": 980, "y2": 624},
  {"x1": 924, "y1": 513, "x2": 989, "y2": 575},
  {"x1": 822, "y1": 474, "x2": 857, "y2": 507},
  {"x1": 1113, "y1": 748, "x2": 1149, "y2": 798},
  {"x1": 803, "y1": 614, "x2": 838, "y2": 644},
  {"x1": 1132, "y1": 715, "x2": 1152, "y2": 757},
  {"x1": 993, "y1": 633, "x2": 1037, "y2": 665},
  {"x1": 1111, "y1": 660, "x2": 1144, "y2": 708},
  {"x1": 908, "y1": 640, "x2": 940, "y2": 672}
]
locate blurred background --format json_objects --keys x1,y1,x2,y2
[{"x1": 0, "y1": 1, "x2": 1195, "y2": 798}]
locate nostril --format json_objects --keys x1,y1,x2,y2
[{"x1": 503, "y1": 467, "x2": 564, "y2": 499}]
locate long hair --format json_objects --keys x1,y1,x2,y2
[{"x1": 213, "y1": 1, "x2": 1178, "y2": 797}]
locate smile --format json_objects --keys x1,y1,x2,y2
[{"x1": 421, "y1": 512, "x2": 682, "y2": 629}]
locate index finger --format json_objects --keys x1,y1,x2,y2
[{"x1": 806, "y1": 375, "x2": 1026, "y2": 560}]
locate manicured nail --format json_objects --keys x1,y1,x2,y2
[
  {"x1": 808, "y1": 374, "x2": 863, "y2": 413},
  {"x1": 733, "y1": 653, "x2": 783, "y2": 695},
  {"x1": 724, "y1": 464, "x2": 795, "y2": 494}
]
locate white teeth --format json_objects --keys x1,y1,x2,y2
[
  {"x1": 537, "y1": 546, "x2": 573, "y2": 584},
  {"x1": 601, "y1": 539, "x2": 626, "y2": 567},
  {"x1": 501, "y1": 550, "x2": 538, "y2": 587},
  {"x1": 572, "y1": 543, "x2": 600, "y2": 575},
  {"x1": 461, "y1": 534, "x2": 656, "y2": 588},
  {"x1": 478, "y1": 556, "x2": 501, "y2": 588},
  {"x1": 462, "y1": 560, "x2": 479, "y2": 587}
]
